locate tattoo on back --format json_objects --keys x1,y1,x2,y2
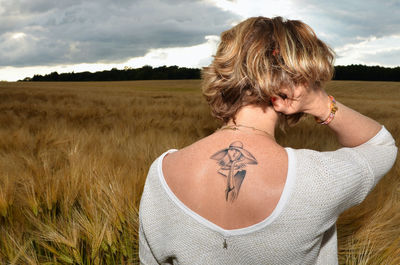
[{"x1": 210, "y1": 141, "x2": 258, "y2": 202}]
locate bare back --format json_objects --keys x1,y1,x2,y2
[{"x1": 162, "y1": 131, "x2": 288, "y2": 230}]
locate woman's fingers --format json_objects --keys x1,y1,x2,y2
[{"x1": 271, "y1": 85, "x2": 307, "y2": 115}]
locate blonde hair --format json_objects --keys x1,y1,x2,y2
[{"x1": 202, "y1": 16, "x2": 335, "y2": 125}]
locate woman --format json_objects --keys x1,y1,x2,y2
[{"x1": 138, "y1": 16, "x2": 397, "y2": 264}]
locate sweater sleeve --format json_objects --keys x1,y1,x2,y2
[
  {"x1": 351, "y1": 126, "x2": 398, "y2": 188},
  {"x1": 320, "y1": 126, "x2": 397, "y2": 212}
]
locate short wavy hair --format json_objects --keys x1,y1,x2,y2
[{"x1": 202, "y1": 16, "x2": 335, "y2": 126}]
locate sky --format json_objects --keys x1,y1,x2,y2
[{"x1": 0, "y1": 0, "x2": 399, "y2": 81}]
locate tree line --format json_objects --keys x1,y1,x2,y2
[
  {"x1": 333, "y1": 65, "x2": 399, "y2": 81},
  {"x1": 21, "y1": 64, "x2": 399, "y2": 82},
  {"x1": 22, "y1": 66, "x2": 201, "y2": 82}
]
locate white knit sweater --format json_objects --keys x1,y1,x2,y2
[{"x1": 139, "y1": 126, "x2": 397, "y2": 265}]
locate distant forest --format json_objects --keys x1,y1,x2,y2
[{"x1": 21, "y1": 64, "x2": 400, "y2": 82}]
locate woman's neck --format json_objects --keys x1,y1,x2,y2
[{"x1": 225, "y1": 105, "x2": 278, "y2": 138}]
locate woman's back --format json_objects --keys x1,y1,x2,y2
[{"x1": 162, "y1": 130, "x2": 288, "y2": 230}]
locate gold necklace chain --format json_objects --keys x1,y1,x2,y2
[{"x1": 218, "y1": 124, "x2": 275, "y2": 139}]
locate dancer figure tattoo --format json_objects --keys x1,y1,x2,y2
[{"x1": 210, "y1": 141, "x2": 258, "y2": 202}]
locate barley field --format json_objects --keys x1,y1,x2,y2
[{"x1": 0, "y1": 80, "x2": 399, "y2": 264}]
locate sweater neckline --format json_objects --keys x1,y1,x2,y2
[{"x1": 157, "y1": 148, "x2": 296, "y2": 237}]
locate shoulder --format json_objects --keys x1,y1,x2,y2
[
  {"x1": 291, "y1": 146, "x2": 369, "y2": 171},
  {"x1": 141, "y1": 149, "x2": 178, "y2": 197},
  {"x1": 289, "y1": 147, "x2": 375, "y2": 212},
  {"x1": 290, "y1": 147, "x2": 371, "y2": 186},
  {"x1": 162, "y1": 134, "x2": 222, "y2": 168}
]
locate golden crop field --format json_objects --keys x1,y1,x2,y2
[{"x1": 0, "y1": 80, "x2": 399, "y2": 264}]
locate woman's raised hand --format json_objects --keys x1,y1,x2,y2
[
  {"x1": 271, "y1": 84, "x2": 331, "y2": 121},
  {"x1": 272, "y1": 83, "x2": 382, "y2": 147}
]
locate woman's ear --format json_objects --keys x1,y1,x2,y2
[{"x1": 271, "y1": 95, "x2": 288, "y2": 114}]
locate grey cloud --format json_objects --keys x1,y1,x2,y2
[
  {"x1": 292, "y1": 0, "x2": 400, "y2": 48},
  {"x1": 359, "y1": 49, "x2": 400, "y2": 66},
  {"x1": 0, "y1": 0, "x2": 238, "y2": 67},
  {"x1": 2, "y1": 0, "x2": 398, "y2": 68}
]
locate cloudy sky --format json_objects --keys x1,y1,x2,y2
[{"x1": 0, "y1": 0, "x2": 399, "y2": 81}]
